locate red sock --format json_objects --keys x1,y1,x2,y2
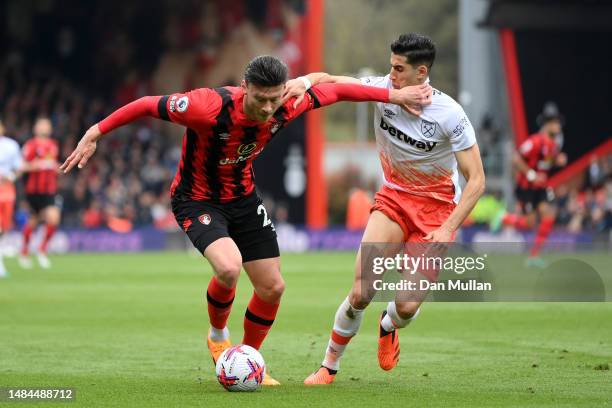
[
  {"x1": 206, "y1": 277, "x2": 236, "y2": 329},
  {"x1": 243, "y1": 292, "x2": 280, "y2": 350},
  {"x1": 22, "y1": 224, "x2": 33, "y2": 256},
  {"x1": 39, "y1": 224, "x2": 57, "y2": 254},
  {"x1": 503, "y1": 213, "x2": 530, "y2": 230},
  {"x1": 530, "y1": 216, "x2": 555, "y2": 257}
]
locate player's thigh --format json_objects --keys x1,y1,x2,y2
[
  {"x1": 351, "y1": 211, "x2": 405, "y2": 306},
  {"x1": 537, "y1": 200, "x2": 556, "y2": 218},
  {"x1": 355, "y1": 210, "x2": 405, "y2": 280},
  {"x1": 43, "y1": 204, "x2": 61, "y2": 225},
  {"x1": 172, "y1": 199, "x2": 239, "y2": 273},
  {"x1": 243, "y1": 256, "x2": 284, "y2": 302},
  {"x1": 204, "y1": 237, "x2": 243, "y2": 282}
]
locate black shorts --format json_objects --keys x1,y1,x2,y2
[
  {"x1": 515, "y1": 187, "x2": 552, "y2": 213},
  {"x1": 26, "y1": 194, "x2": 60, "y2": 214},
  {"x1": 171, "y1": 193, "x2": 279, "y2": 262}
]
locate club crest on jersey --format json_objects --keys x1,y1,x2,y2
[
  {"x1": 198, "y1": 213, "x2": 211, "y2": 225},
  {"x1": 237, "y1": 143, "x2": 257, "y2": 156},
  {"x1": 177, "y1": 96, "x2": 189, "y2": 113},
  {"x1": 270, "y1": 121, "x2": 282, "y2": 135},
  {"x1": 421, "y1": 120, "x2": 437, "y2": 138}
]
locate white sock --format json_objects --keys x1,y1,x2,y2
[
  {"x1": 209, "y1": 326, "x2": 229, "y2": 342},
  {"x1": 381, "y1": 302, "x2": 420, "y2": 332},
  {"x1": 322, "y1": 297, "x2": 365, "y2": 370}
]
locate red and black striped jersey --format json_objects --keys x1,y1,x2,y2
[
  {"x1": 516, "y1": 132, "x2": 559, "y2": 189},
  {"x1": 97, "y1": 82, "x2": 391, "y2": 203},
  {"x1": 160, "y1": 86, "x2": 321, "y2": 202},
  {"x1": 22, "y1": 137, "x2": 59, "y2": 195}
]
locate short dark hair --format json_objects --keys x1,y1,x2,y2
[
  {"x1": 244, "y1": 55, "x2": 288, "y2": 87},
  {"x1": 390, "y1": 33, "x2": 436, "y2": 70}
]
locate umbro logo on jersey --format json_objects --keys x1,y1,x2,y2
[
  {"x1": 383, "y1": 109, "x2": 396, "y2": 119},
  {"x1": 380, "y1": 118, "x2": 437, "y2": 152}
]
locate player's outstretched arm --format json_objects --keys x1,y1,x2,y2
[
  {"x1": 60, "y1": 96, "x2": 161, "y2": 173},
  {"x1": 309, "y1": 82, "x2": 432, "y2": 110},
  {"x1": 283, "y1": 72, "x2": 431, "y2": 114},
  {"x1": 282, "y1": 73, "x2": 359, "y2": 106}
]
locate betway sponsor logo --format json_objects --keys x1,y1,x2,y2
[{"x1": 380, "y1": 118, "x2": 437, "y2": 152}]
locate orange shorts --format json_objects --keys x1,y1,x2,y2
[
  {"x1": 371, "y1": 185, "x2": 456, "y2": 242},
  {"x1": 0, "y1": 183, "x2": 15, "y2": 232},
  {"x1": 0, "y1": 200, "x2": 14, "y2": 232}
]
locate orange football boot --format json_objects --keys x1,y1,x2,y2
[
  {"x1": 304, "y1": 366, "x2": 337, "y2": 385},
  {"x1": 378, "y1": 311, "x2": 400, "y2": 371},
  {"x1": 207, "y1": 329, "x2": 231, "y2": 365}
]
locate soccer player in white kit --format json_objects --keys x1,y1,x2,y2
[
  {"x1": 0, "y1": 120, "x2": 24, "y2": 277},
  {"x1": 283, "y1": 33, "x2": 486, "y2": 384}
]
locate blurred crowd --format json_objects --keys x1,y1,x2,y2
[
  {"x1": 1, "y1": 0, "x2": 304, "y2": 231},
  {"x1": 0, "y1": 0, "x2": 610, "y2": 233},
  {"x1": 555, "y1": 156, "x2": 612, "y2": 233}
]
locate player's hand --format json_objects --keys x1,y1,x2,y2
[
  {"x1": 60, "y1": 124, "x2": 101, "y2": 173},
  {"x1": 282, "y1": 78, "x2": 307, "y2": 108},
  {"x1": 402, "y1": 104, "x2": 424, "y2": 116},
  {"x1": 424, "y1": 225, "x2": 453, "y2": 243},
  {"x1": 556, "y1": 152, "x2": 568, "y2": 167},
  {"x1": 391, "y1": 84, "x2": 432, "y2": 107},
  {"x1": 535, "y1": 172, "x2": 547, "y2": 184}
]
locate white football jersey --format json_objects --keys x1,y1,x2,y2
[
  {"x1": 0, "y1": 135, "x2": 22, "y2": 179},
  {"x1": 361, "y1": 75, "x2": 476, "y2": 203}
]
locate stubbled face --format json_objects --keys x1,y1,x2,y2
[
  {"x1": 34, "y1": 118, "x2": 52, "y2": 138},
  {"x1": 242, "y1": 81, "x2": 285, "y2": 123},
  {"x1": 389, "y1": 53, "x2": 428, "y2": 89}
]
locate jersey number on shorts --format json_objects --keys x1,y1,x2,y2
[{"x1": 257, "y1": 204, "x2": 272, "y2": 228}]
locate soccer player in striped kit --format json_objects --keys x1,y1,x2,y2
[
  {"x1": 492, "y1": 102, "x2": 567, "y2": 267},
  {"x1": 60, "y1": 55, "x2": 432, "y2": 385},
  {"x1": 19, "y1": 118, "x2": 61, "y2": 270}
]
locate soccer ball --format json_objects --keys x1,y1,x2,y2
[{"x1": 215, "y1": 344, "x2": 266, "y2": 392}]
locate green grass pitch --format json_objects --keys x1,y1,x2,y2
[{"x1": 1, "y1": 251, "x2": 611, "y2": 407}]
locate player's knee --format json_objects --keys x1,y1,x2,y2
[
  {"x1": 213, "y1": 260, "x2": 242, "y2": 287},
  {"x1": 256, "y1": 278, "x2": 285, "y2": 303},
  {"x1": 395, "y1": 302, "x2": 419, "y2": 320}
]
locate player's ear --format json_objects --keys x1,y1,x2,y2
[
  {"x1": 416, "y1": 65, "x2": 428, "y2": 81},
  {"x1": 241, "y1": 80, "x2": 248, "y2": 92}
]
